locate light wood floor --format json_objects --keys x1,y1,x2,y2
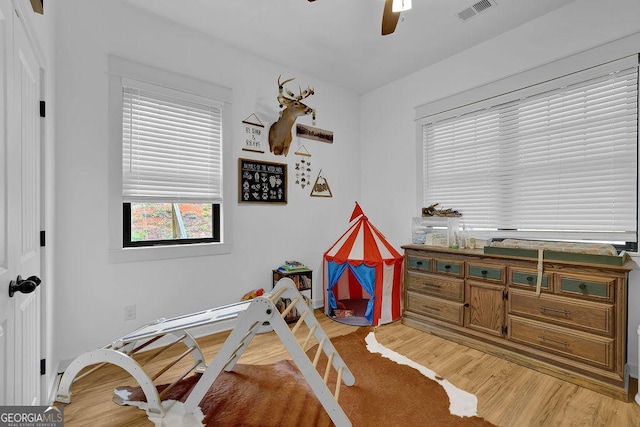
[{"x1": 56, "y1": 311, "x2": 640, "y2": 426}]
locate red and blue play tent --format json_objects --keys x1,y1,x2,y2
[{"x1": 323, "y1": 202, "x2": 403, "y2": 326}]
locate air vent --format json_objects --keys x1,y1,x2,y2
[
  {"x1": 457, "y1": 0, "x2": 497, "y2": 22},
  {"x1": 473, "y1": 0, "x2": 493, "y2": 13}
]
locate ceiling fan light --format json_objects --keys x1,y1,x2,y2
[{"x1": 392, "y1": 0, "x2": 412, "y2": 12}]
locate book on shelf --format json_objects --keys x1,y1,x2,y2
[{"x1": 278, "y1": 260, "x2": 309, "y2": 272}]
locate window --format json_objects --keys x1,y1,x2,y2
[
  {"x1": 419, "y1": 56, "x2": 639, "y2": 247},
  {"x1": 108, "y1": 56, "x2": 232, "y2": 261},
  {"x1": 123, "y1": 203, "x2": 221, "y2": 246},
  {"x1": 121, "y1": 78, "x2": 224, "y2": 247}
]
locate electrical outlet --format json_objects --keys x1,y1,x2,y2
[{"x1": 124, "y1": 304, "x2": 136, "y2": 321}]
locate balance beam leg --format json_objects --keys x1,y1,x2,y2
[
  {"x1": 56, "y1": 348, "x2": 165, "y2": 418},
  {"x1": 268, "y1": 303, "x2": 352, "y2": 427},
  {"x1": 183, "y1": 298, "x2": 272, "y2": 414}
]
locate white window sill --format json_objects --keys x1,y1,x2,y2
[{"x1": 108, "y1": 242, "x2": 232, "y2": 263}]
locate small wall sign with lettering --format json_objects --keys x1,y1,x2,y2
[{"x1": 242, "y1": 113, "x2": 265, "y2": 153}]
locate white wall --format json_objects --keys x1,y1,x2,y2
[
  {"x1": 52, "y1": 0, "x2": 640, "y2": 383},
  {"x1": 361, "y1": 0, "x2": 640, "y2": 375},
  {"x1": 53, "y1": 0, "x2": 361, "y2": 365}
]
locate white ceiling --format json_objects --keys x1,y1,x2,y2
[{"x1": 120, "y1": 0, "x2": 577, "y2": 94}]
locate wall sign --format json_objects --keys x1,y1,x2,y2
[
  {"x1": 242, "y1": 113, "x2": 265, "y2": 153},
  {"x1": 296, "y1": 123, "x2": 333, "y2": 144},
  {"x1": 310, "y1": 169, "x2": 333, "y2": 198},
  {"x1": 238, "y1": 158, "x2": 287, "y2": 204}
]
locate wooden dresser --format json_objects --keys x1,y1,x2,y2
[{"x1": 401, "y1": 244, "x2": 635, "y2": 401}]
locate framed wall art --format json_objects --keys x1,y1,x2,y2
[{"x1": 238, "y1": 158, "x2": 287, "y2": 204}]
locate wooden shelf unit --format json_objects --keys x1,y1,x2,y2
[
  {"x1": 401, "y1": 244, "x2": 635, "y2": 401},
  {"x1": 272, "y1": 268, "x2": 312, "y2": 323}
]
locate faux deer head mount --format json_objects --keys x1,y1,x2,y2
[{"x1": 268, "y1": 75, "x2": 315, "y2": 156}]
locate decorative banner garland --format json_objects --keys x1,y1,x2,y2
[{"x1": 294, "y1": 145, "x2": 312, "y2": 190}]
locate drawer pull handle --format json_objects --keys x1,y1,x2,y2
[
  {"x1": 526, "y1": 276, "x2": 534, "y2": 282},
  {"x1": 422, "y1": 305, "x2": 441, "y2": 312},
  {"x1": 481, "y1": 270, "x2": 488, "y2": 275},
  {"x1": 423, "y1": 283, "x2": 441, "y2": 288},
  {"x1": 538, "y1": 335, "x2": 569, "y2": 347},
  {"x1": 444, "y1": 265, "x2": 451, "y2": 270},
  {"x1": 416, "y1": 261, "x2": 423, "y2": 266},
  {"x1": 539, "y1": 306, "x2": 570, "y2": 316},
  {"x1": 578, "y1": 283, "x2": 587, "y2": 290}
]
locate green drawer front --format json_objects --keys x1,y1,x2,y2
[
  {"x1": 512, "y1": 272, "x2": 550, "y2": 290},
  {"x1": 435, "y1": 260, "x2": 462, "y2": 275},
  {"x1": 561, "y1": 278, "x2": 608, "y2": 298},
  {"x1": 408, "y1": 257, "x2": 430, "y2": 271},
  {"x1": 468, "y1": 265, "x2": 503, "y2": 281}
]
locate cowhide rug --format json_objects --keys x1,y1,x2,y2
[{"x1": 116, "y1": 328, "x2": 493, "y2": 426}]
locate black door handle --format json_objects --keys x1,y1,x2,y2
[{"x1": 8, "y1": 275, "x2": 41, "y2": 297}]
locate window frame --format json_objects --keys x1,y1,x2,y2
[
  {"x1": 107, "y1": 56, "x2": 233, "y2": 263},
  {"x1": 415, "y1": 55, "x2": 640, "y2": 249},
  {"x1": 123, "y1": 203, "x2": 221, "y2": 248}
]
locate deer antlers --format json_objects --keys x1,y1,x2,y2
[{"x1": 277, "y1": 75, "x2": 315, "y2": 108}]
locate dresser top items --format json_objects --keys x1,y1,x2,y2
[{"x1": 403, "y1": 238, "x2": 634, "y2": 271}]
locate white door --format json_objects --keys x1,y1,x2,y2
[{"x1": 0, "y1": 0, "x2": 42, "y2": 405}]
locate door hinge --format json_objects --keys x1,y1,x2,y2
[
  {"x1": 40, "y1": 230, "x2": 45, "y2": 247},
  {"x1": 39, "y1": 100, "x2": 45, "y2": 118},
  {"x1": 40, "y1": 359, "x2": 46, "y2": 376},
  {"x1": 502, "y1": 290, "x2": 508, "y2": 300}
]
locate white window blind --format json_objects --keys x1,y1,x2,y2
[
  {"x1": 122, "y1": 79, "x2": 224, "y2": 203},
  {"x1": 422, "y1": 60, "x2": 638, "y2": 243}
]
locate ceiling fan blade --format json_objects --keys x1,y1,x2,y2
[{"x1": 381, "y1": 0, "x2": 400, "y2": 35}]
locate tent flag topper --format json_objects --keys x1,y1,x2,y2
[
  {"x1": 323, "y1": 202, "x2": 403, "y2": 326},
  {"x1": 349, "y1": 202, "x2": 364, "y2": 222}
]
